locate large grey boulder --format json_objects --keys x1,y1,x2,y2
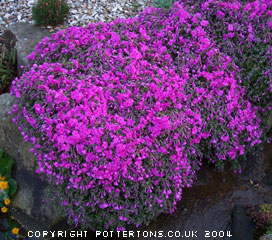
[
  {"x1": 232, "y1": 205, "x2": 255, "y2": 240},
  {"x1": 0, "y1": 93, "x2": 67, "y2": 234},
  {"x1": 8, "y1": 22, "x2": 52, "y2": 76},
  {"x1": 0, "y1": 23, "x2": 68, "y2": 235}
]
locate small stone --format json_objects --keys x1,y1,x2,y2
[
  {"x1": 4, "y1": 13, "x2": 10, "y2": 19},
  {"x1": 27, "y1": 0, "x2": 35, "y2": 6},
  {"x1": 70, "y1": 20, "x2": 77, "y2": 26},
  {"x1": 81, "y1": 14, "x2": 87, "y2": 21},
  {"x1": 74, "y1": 2, "x2": 81, "y2": 8},
  {"x1": 70, "y1": 9, "x2": 78, "y2": 14},
  {"x1": 259, "y1": 234, "x2": 272, "y2": 240}
]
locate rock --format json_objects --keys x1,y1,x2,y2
[
  {"x1": 4, "y1": 13, "x2": 10, "y2": 19},
  {"x1": 262, "y1": 130, "x2": 272, "y2": 186},
  {"x1": 17, "y1": 14, "x2": 22, "y2": 21},
  {"x1": 7, "y1": 22, "x2": 52, "y2": 76},
  {"x1": 0, "y1": 29, "x2": 17, "y2": 51},
  {"x1": 232, "y1": 205, "x2": 255, "y2": 240},
  {"x1": 70, "y1": 9, "x2": 78, "y2": 14},
  {"x1": 260, "y1": 234, "x2": 272, "y2": 240},
  {"x1": 0, "y1": 22, "x2": 74, "y2": 236},
  {"x1": 27, "y1": 0, "x2": 35, "y2": 7},
  {"x1": 70, "y1": 20, "x2": 78, "y2": 26},
  {"x1": 0, "y1": 94, "x2": 69, "y2": 236},
  {"x1": 74, "y1": 2, "x2": 82, "y2": 8}
]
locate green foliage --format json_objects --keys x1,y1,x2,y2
[
  {"x1": 32, "y1": 0, "x2": 69, "y2": 26},
  {"x1": 0, "y1": 148, "x2": 24, "y2": 240},
  {"x1": 0, "y1": 149, "x2": 17, "y2": 198},
  {"x1": 152, "y1": 0, "x2": 176, "y2": 11},
  {"x1": 0, "y1": 42, "x2": 17, "y2": 94},
  {"x1": 247, "y1": 203, "x2": 272, "y2": 239}
]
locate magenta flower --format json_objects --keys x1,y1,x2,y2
[{"x1": 9, "y1": 0, "x2": 265, "y2": 232}]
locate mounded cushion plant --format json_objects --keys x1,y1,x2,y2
[
  {"x1": 177, "y1": 0, "x2": 272, "y2": 138},
  {"x1": 9, "y1": 2, "x2": 262, "y2": 231}
]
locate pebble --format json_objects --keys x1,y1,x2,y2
[
  {"x1": 4, "y1": 13, "x2": 10, "y2": 19},
  {"x1": 0, "y1": 0, "x2": 155, "y2": 35},
  {"x1": 17, "y1": 14, "x2": 22, "y2": 21}
]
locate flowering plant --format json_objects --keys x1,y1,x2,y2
[
  {"x1": 32, "y1": 0, "x2": 69, "y2": 26},
  {"x1": 177, "y1": 0, "x2": 272, "y2": 138},
  {"x1": 0, "y1": 148, "x2": 22, "y2": 239},
  {"x1": 9, "y1": 1, "x2": 262, "y2": 231},
  {"x1": 247, "y1": 203, "x2": 272, "y2": 239},
  {"x1": 152, "y1": 0, "x2": 177, "y2": 11}
]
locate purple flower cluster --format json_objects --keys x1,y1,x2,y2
[
  {"x1": 9, "y1": 1, "x2": 263, "y2": 231},
  {"x1": 177, "y1": 0, "x2": 272, "y2": 135}
]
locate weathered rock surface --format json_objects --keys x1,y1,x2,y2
[
  {"x1": 260, "y1": 234, "x2": 272, "y2": 240},
  {"x1": 232, "y1": 205, "x2": 255, "y2": 240},
  {"x1": 0, "y1": 93, "x2": 67, "y2": 235},
  {"x1": 8, "y1": 22, "x2": 52, "y2": 76},
  {"x1": 0, "y1": 23, "x2": 66, "y2": 235}
]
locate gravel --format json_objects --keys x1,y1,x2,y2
[{"x1": 0, "y1": 0, "x2": 155, "y2": 35}]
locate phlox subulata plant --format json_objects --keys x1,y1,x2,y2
[
  {"x1": 178, "y1": 0, "x2": 272, "y2": 138},
  {"x1": 9, "y1": 1, "x2": 262, "y2": 231}
]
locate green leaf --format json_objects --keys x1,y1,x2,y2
[
  {"x1": 1, "y1": 74, "x2": 9, "y2": 84},
  {"x1": 3, "y1": 231, "x2": 9, "y2": 240},
  {"x1": 0, "y1": 151, "x2": 14, "y2": 178},
  {"x1": 0, "y1": 69, "x2": 12, "y2": 74},
  {"x1": 8, "y1": 179, "x2": 18, "y2": 196},
  {"x1": 0, "y1": 147, "x2": 3, "y2": 159},
  {"x1": 7, "y1": 217, "x2": 18, "y2": 229}
]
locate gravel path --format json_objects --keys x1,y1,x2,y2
[{"x1": 0, "y1": 0, "x2": 155, "y2": 35}]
